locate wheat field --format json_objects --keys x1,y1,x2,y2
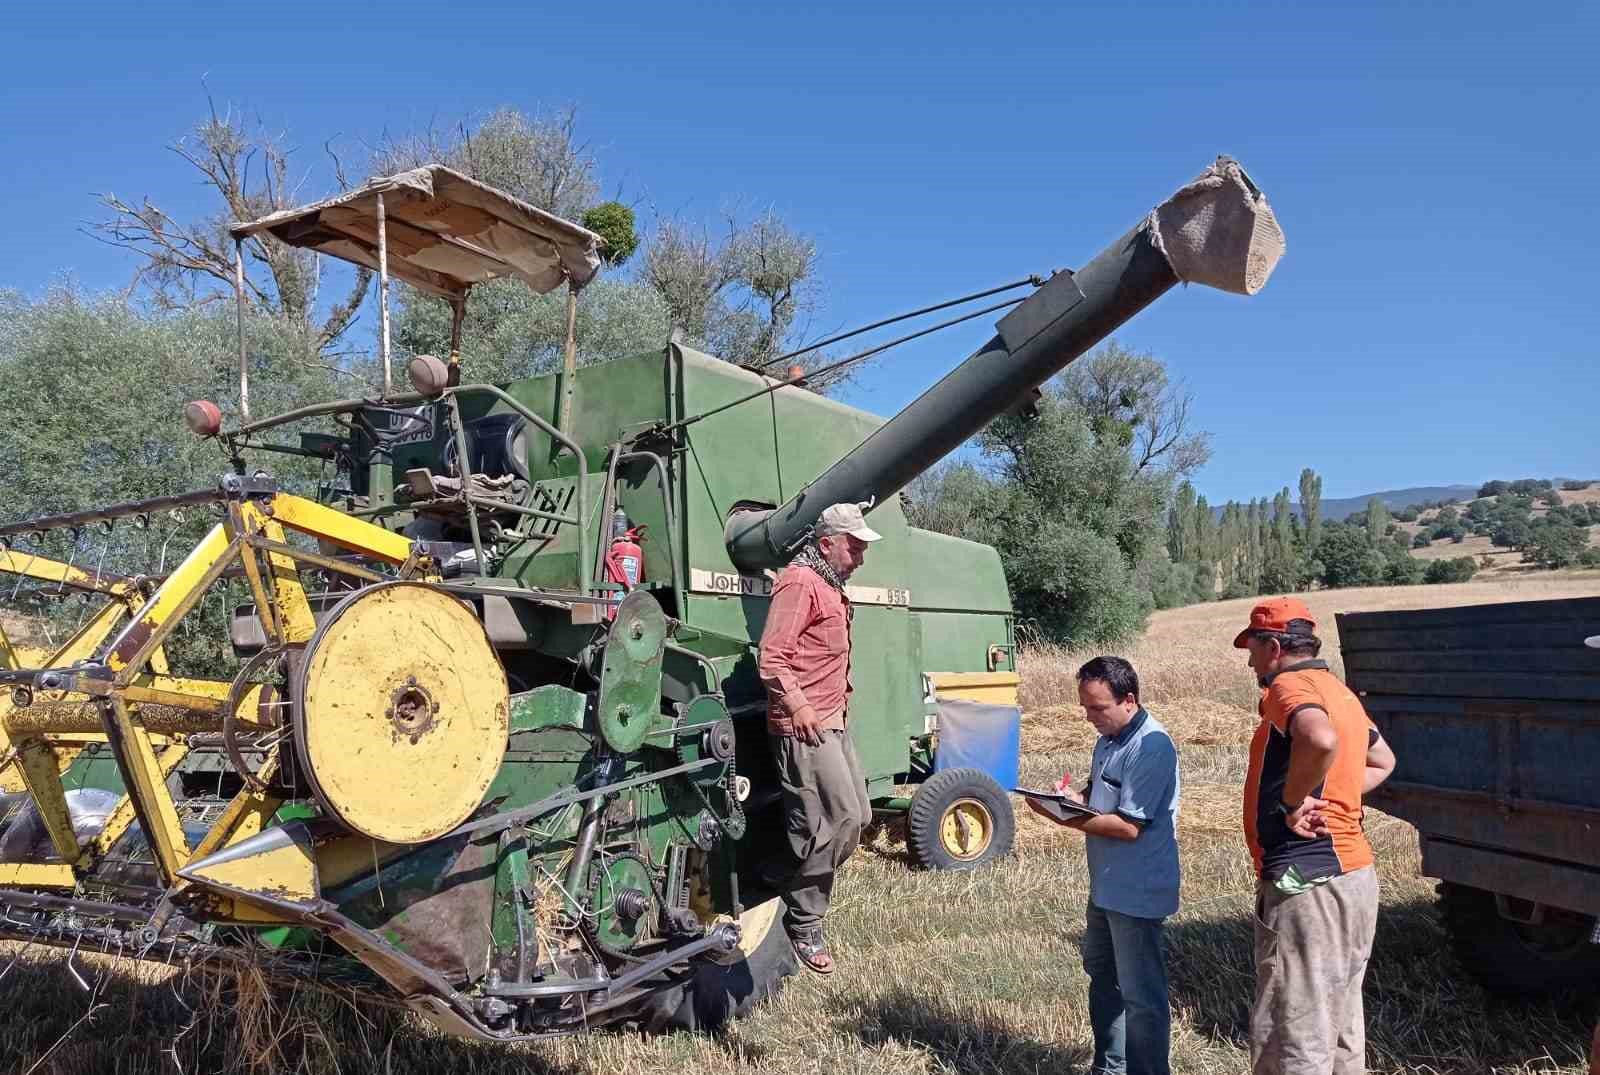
[{"x1": 3, "y1": 575, "x2": 1598, "y2": 1073}]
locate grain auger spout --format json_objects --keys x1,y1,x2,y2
[{"x1": 724, "y1": 155, "x2": 1285, "y2": 573}]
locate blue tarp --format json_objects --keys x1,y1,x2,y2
[{"x1": 933, "y1": 697, "x2": 1021, "y2": 790}]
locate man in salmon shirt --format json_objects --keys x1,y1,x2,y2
[
  {"x1": 1235, "y1": 597, "x2": 1396, "y2": 1075},
  {"x1": 757, "y1": 501, "x2": 881, "y2": 975}
]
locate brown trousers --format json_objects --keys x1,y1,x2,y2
[
  {"x1": 1251, "y1": 865, "x2": 1379, "y2": 1075},
  {"x1": 769, "y1": 725, "x2": 872, "y2": 931}
]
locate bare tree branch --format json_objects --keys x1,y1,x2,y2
[
  {"x1": 1057, "y1": 341, "x2": 1212, "y2": 477},
  {"x1": 90, "y1": 99, "x2": 372, "y2": 351}
]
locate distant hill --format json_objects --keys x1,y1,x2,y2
[
  {"x1": 1210, "y1": 484, "x2": 1481, "y2": 521},
  {"x1": 1314, "y1": 485, "x2": 1481, "y2": 522}
]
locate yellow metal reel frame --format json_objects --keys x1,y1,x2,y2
[{"x1": 0, "y1": 491, "x2": 436, "y2": 901}]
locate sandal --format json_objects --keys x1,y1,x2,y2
[{"x1": 787, "y1": 925, "x2": 835, "y2": 975}]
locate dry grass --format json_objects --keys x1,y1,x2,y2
[{"x1": 5, "y1": 578, "x2": 1600, "y2": 1073}]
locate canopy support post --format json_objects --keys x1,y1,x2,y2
[
  {"x1": 448, "y1": 294, "x2": 466, "y2": 389},
  {"x1": 376, "y1": 192, "x2": 393, "y2": 399},
  {"x1": 558, "y1": 282, "x2": 578, "y2": 435},
  {"x1": 234, "y1": 239, "x2": 249, "y2": 421}
]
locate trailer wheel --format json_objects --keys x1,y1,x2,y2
[
  {"x1": 1438, "y1": 882, "x2": 1600, "y2": 996},
  {"x1": 638, "y1": 895, "x2": 796, "y2": 1033},
  {"x1": 907, "y1": 767, "x2": 1014, "y2": 871}
]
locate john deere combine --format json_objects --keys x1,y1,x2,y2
[{"x1": 0, "y1": 158, "x2": 1283, "y2": 1039}]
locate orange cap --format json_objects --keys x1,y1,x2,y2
[{"x1": 1232, "y1": 596, "x2": 1317, "y2": 648}]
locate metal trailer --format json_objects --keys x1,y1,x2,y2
[{"x1": 1336, "y1": 595, "x2": 1600, "y2": 994}]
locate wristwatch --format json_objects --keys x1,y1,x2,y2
[{"x1": 1271, "y1": 799, "x2": 1294, "y2": 819}]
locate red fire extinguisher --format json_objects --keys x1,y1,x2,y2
[{"x1": 604, "y1": 508, "x2": 646, "y2": 619}]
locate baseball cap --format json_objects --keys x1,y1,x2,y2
[
  {"x1": 816, "y1": 502, "x2": 882, "y2": 542},
  {"x1": 1233, "y1": 596, "x2": 1317, "y2": 649},
  {"x1": 1586, "y1": 635, "x2": 1600, "y2": 649}
]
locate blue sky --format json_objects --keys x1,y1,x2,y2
[{"x1": 3, "y1": 0, "x2": 1595, "y2": 503}]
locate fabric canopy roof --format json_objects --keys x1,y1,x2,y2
[{"x1": 229, "y1": 165, "x2": 603, "y2": 299}]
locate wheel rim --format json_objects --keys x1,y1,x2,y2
[
  {"x1": 938, "y1": 797, "x2": 994, "y2": 860},
  {"x1": 1512, "y1": 913, "x2": 1592, "y2": 957}
]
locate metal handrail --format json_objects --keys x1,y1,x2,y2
[{"x1": 445, "y1": 383, "x2": 592, "y2": 596}]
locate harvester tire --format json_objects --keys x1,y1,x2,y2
[
  {"x1": 1438, "y1": 882, "x2": 1600, "y2": 997},
  {"x1": 637, "y1": 896, "x2": 796, "y2": 1033},
  {"x1": 907, "y1": 767, "x2": 1014, "y2": 871}
]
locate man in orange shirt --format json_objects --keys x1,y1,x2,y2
[{"x1": 1235, "y1": 597, "x2": 1395, "y2": 1075}]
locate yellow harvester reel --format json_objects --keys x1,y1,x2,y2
[{"x1": 294, "y1": 581, "x2": 510, "y2": 844}]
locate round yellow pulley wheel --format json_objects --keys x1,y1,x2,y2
[{"x1": 294, "y1": 581, "x2": 509, "y2": 843}]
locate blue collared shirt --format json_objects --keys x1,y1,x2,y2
[{"x1": 1085, "y1": 708, "x2": 1181, "y2": 919}]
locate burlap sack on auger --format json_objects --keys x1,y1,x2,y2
[{"x1": 1146, "y1": 155, "x2": 1286, "y2": 296}]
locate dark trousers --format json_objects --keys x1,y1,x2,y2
[
  {"x1": 769, "y1": 726, "x2": 872, "y2": 930},
  {"x1": 1082, "y1": 901, "x2": 1172, "y2": 1075}
]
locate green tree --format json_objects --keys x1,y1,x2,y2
[
  {"x1": 0, "y1": 288, "x2": 338, "y2": 521},
  {"x1": 972, "y1": 384, "x2": 1175, "y2": 642},
  {"x1": 1258, "y1": 486, "x2": 1297, "y2": 593},
  {"x1": 581, "y1": 202, "x2": 641, "y2": 267},
  {"x1": 373, "y1": 105, "x2": 602, "y2": 219},
  {"x1": 643, "y1": 209, "x2": 821, "y2": 369},
  {"x1": 0, "y1": 288, "x2": 341, "y2": 672},
  {"x1": 1318, "y1": 526, "x2": 1386, "y2": 588},
  {"x1": 1525, "y1": 524, "x2": 1590, "y2": 569},
  {"x1": 1424, "y1": 557, "x2": 1478, "y2": 583},
  {"x1": 1298, "y1": 467, "x2": 1322, "y2": 549},
  {"x1": 394, "y1": 276, "x2": 671, "y2": 384},
  {"x1": 381, "y1": 105, "x2": 826, "y2": 376},
  {"x1": 1057, "y1": 340, "x2": 1211, "y2": 476},
  {"x1": 1166, "y1": 481, "x2": 1198, "y2": 564},
  {"x1": 1380, "y1": 540, "x2": 1424, "y2": 585},
  {"x1": 1364, "y1": 497, "x2": 1390, "y2": 544},
  {"x1": 1493, "y1": 517, "x2": 1534, "y2": 550},
  {"x1": 1196, "y1": 495, "x2": 1218, "y2": 570},
  {"x1": 904, "y1": 461, "x2": 999, "y2": 538}
]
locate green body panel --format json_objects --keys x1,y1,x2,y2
[
  {"x1": 292, "y1": 340, "x2": 1017, "y2": 971},
  {"x1": 903, "y1": 527, "x2": 1016, "y2": 688},
  {"x1": 903, "y1": 528, "x2": 1012, "y2": 615},
  {"x1": 509, "y1": 684, "x2": 587, "y2": 732},
  {"x1": 368, "y1": 343, "x2": 1015, "y2": 791}
]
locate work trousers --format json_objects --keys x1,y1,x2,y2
[
  {"x1": 1081, "y1": 901, "x2": 1172, "y2": 1075},
  {"x1": 1251, "y1": 865, "x2": 1380, "y2": 1075},
  {"x1": 769, "y1": 725, "x2": 872, "y2": 931}
]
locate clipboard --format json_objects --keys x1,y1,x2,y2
[{"x1": 1013, "y1": 786, "x2": 1101, "y2": 822}]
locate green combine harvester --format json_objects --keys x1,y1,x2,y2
[{"x1": 0, "y1": 157, "x2": 1283, "y2": 1038}]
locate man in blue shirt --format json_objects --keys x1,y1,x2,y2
[{"x1": 1025, "y1": 656, "x2": 1181, "y2": 1075}]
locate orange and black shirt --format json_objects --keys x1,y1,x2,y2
[{"x1": 1243, "y1": 660, "x2": 1376, "y2": 883}]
